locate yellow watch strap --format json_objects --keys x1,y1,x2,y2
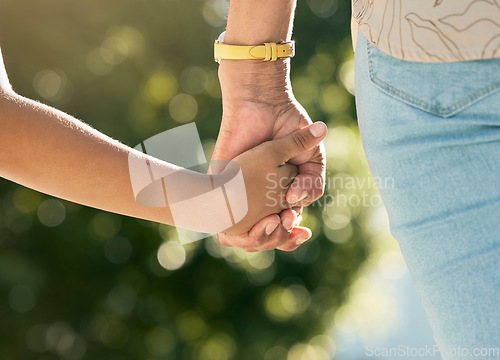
[{"x1": 214, "y1": 41, "x2": 295, "y2": 62}]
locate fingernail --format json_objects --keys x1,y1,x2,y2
[
  {"x1": 288, "y1": 190, "x2": 307, "y2": 205},
  {"x1": 309, "y1": 122, "x2": 327, "y2": 137},
  {"x1": 296, "y1": 190, "x2": 308, "y2": 202},
  {"x1": 265, "y1": 222, "x2": 279, "y2": 235},
  {"x1": 287, "y1": 193, "x2": 298, "y2": 204},
  {"x1": 283, "y1": 217, "x2": 294, "y2": 231}
]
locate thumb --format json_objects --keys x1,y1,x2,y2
[{"x1": 271, "y1": 122, "x2": 327, "y2": 162}]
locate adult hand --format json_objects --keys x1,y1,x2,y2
[
  {"x1": 221, "y1": 121, "x2": 327, "y2": 237},
  {"x1": 211, "y1": 60, "x2": 326, "y2": 252}
]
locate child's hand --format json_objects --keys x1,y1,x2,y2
[{"x1": 221, "y1": 122, "x2": 327, "y2": 235}]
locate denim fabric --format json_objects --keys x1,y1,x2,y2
[{"x1": 354, "y1": 31, "x2": 500, "y2": 359}]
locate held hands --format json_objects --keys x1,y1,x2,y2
[
  {"x1": 221, "y1": 122, "x2": 327, "y2": 238},
  {"x1": 213, "y1": 104, "x2": 327, "y2": 252},
  {"x1": 212, "y1": 59, "x2": 326, "y2": 251},
  {"x1": 211, "y1": 55, "x2": 327, "y2": 252}
]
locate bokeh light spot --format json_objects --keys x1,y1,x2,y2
[
  {"x1": 100, "y1": 36, "x2": 129, "y2": 65},
  {"x1": 87, "y1": 48, "x2": 113, "y2": 76},
  {"x1": 338, "y1": 59, "x2": 355, "y2": 95},
  {"x1": 169, "y1": 93, "x2": 198, "y2": 123},
  {"x1": 107, "y1": 26, "x2": 144, "y2": 56},
  {"x1": 8, "y1": 284, "x2": 36, "y2": 313},
  {"x1": 33, "y1": 69, "x2": 67, "y2": 101},
  {"x1": 180, "y1": 66, "x2": 208, "y2": 95},
  {"x1": 264, "y1": 284, "x2": 311, "y2": 322},
  {"x1": 197, "y1": 333, "x2": 236, "y2": 360},
  {"x1": 292, "y1": 76, "x2": 319, "y2": 107},
  {"x1": 246, "y1": 250, "x2": 275, "y2": 270},
  {"x1": 204, "y1": 70, "x2": 222, "y2": 98},
  {"x1": 157, "y1": 241, "x2": 186, "y2": 270},
  {"x1": 37, "y1": 199, "x2": 66, "y2": 227},
  {"x1": 176, "y1": 311, "x2": 206, "y2": 341},
  {"x1": 306, "y1": 0, "x2": 338, "y2": 18},
  {"x1": 320, "y1": 84, "x2": 351, "y2": 115},
  {"x1": 45, "y1": 322, "x2": 87, "y2": 360},
  {"x1": 202, "y1": 0, "x2": 229, "y2": 27},
  {"x1": 265, "y1": 346, "x2": 289, "y2": 360},
  {"x1": 89, "y1": 212, "x2": 122, "y2": 240},
  {"x1": 307, "y1": 53, "x2": 336, "y2": 81},
  {"x1": 145, "y1": 325, "x2": 177, "y2": 356},
  {"x1": 144, "y1": 70, "x2": 178, "y2": 105},
  {"x1": 205, "y1": 235, "x2": 232, "y2": 259},
  {"x1": 287, "y1": 343, "x2": 330, "y2": 360},
  {"x1": 247, "y1": 264, "x2": 277, "y2": 286},
  {"x1": 25, "y1": 324, "x2": 48, "y2": 353},
  {"x1": 106, "y1": 284, "x2": 137, "y2": 316},
  {"x1": 12, "y1": 188, "x2": 41, "y2": 213},
  {"x1": 325, "y1": 126, "x2": 357, "y2": 159}
]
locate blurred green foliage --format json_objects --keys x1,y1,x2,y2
[{"x1": 0, "y1": 0, "x2": 377, "y2": 359}]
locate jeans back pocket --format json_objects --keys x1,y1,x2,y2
[{"x1": 367, "y1": 42, "x2": 500, "y2": 118}]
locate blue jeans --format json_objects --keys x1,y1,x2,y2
[{"x1": 354, "y1": 31, "x2": 500, "y2": 359}]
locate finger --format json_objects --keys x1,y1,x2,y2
[
  {"x1": 287, "y1": 134, "x2": 325, "y2": 168},
  {"x1": 245, "y1": 215, "x2": 292, "y2": 252},
  {"x1": 255, "y1": 209, "x2": 300, "y2": 252},
  {"x1": 277, "y1": 226, "x2": 312, "y2": 252},
  {"x1": 277, "y1": 208, "x2": 310, "y2": 252},
  {"x1": 246, "y1": 222, "x2": 294, "y2": 251},
  {"x1": 286, "y1": 172, "x2": 325, "y2": 206},
  {"x1": 286, "y1": 138, "x2": 325, "y2": 205},
  {"x1": 244, "y1": 209, "x2": 298, "y2": 252},
  {"x1": 270, "y1": 122, "x2": 327, "y2": 164},
  {"x1": 286, "y1": 144, "x2": 326, "y2": 205},
  {"x1": 218, "y1": 213, "x2": 280, "y2": 249},
  {"x1": 280, "y1": 208, "x2": 297, "y2": 232},
  {"x1": 276, "y1": 163, "x2": 299, "y2": 190}
]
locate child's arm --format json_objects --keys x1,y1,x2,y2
[
  {"x1": 0, "y1": 84, "x2": 326, "y2": 234},
  {"x1": 0, "y1": 89, "x2": 178, "y2": 226}
]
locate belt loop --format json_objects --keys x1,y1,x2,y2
[
  {"x1": 264, "y1": 43, "x2": 272, "y2": 61},
  {"x1": 271, "y1": 42, "x2": 278, "y2": 61}
]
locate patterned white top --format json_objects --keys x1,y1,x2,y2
[{"x1": 352, "y1": 0, "x2": 500, "y2": 62}]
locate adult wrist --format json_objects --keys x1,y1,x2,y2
[{"x1": 218, "y1": 58, "x2": 293, "y2": 106}]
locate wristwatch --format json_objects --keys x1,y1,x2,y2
[{"x1": 214, "y1": 31, "x2": 295, "y2": 63}]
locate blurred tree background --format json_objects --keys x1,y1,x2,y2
[{"x1": 0, "y1": 0, "x2": 388, "y2": 359}]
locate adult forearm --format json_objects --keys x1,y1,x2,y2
[
  {"x1": 0, "y1": 92, "x2": 175, "y2": 225},
  {"x1": 224, "y1": 0, "x2": 295, "y2": 45},
  {"x1": 219, "y1": 0, "x2": 297, "y2": 104}
]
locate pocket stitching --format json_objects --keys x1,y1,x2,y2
[{"x1": 367, "y1": 42, "x2": 500, "y2": 118}]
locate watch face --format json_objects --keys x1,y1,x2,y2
[{"x1": 217, "y1": 31, "x2": 226, "y2": 42}]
